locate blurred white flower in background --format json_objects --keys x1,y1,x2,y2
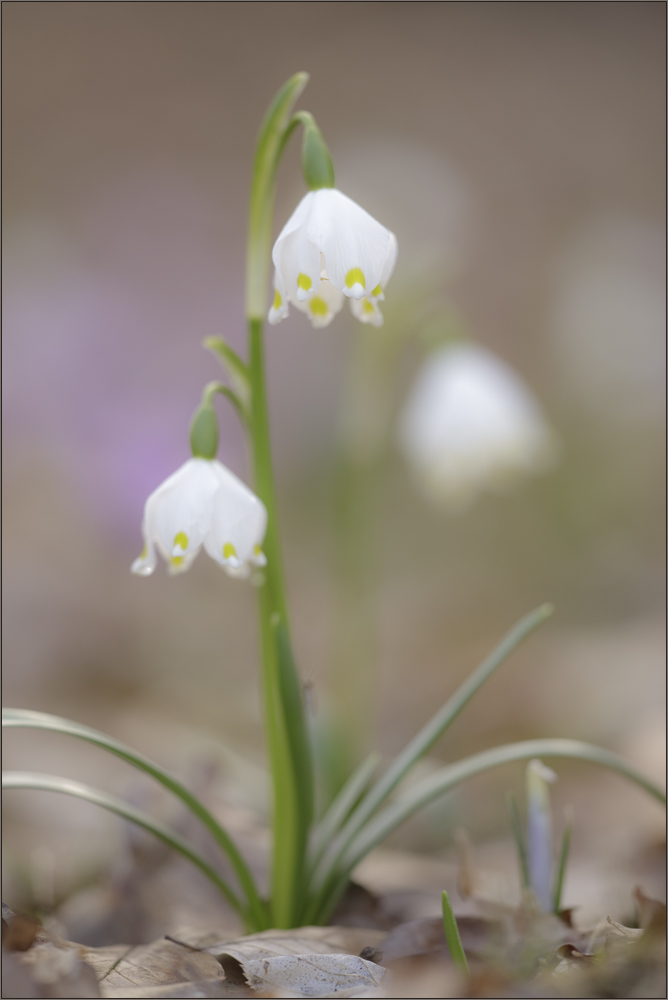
[
  {"x1": 131, "y1": 457, "x2": 267, "y2": 578},
  {"x1": 268, "y1": 188, "x2": 397, "y2": 329},
  {"x1": 398, "y1": 343, "x2": 558, "y2": 510}
]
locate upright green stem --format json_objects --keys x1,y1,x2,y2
[
  {"x1": 244, "y1": 73, "x2": 313, "y2": 928},
  {"x1": 249, "y1": 316, "x2": 299, "y2": 927}
]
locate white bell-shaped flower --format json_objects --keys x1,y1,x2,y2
[
  {"x1": 398, "y1": 343, "x2": 557, "y2": 510},
  {"x1": 131, "y1": 457, "x2": 267, "y2": 578},
  {"x1": 268, "y1": 188, "x2": 397, "y2": 329}
]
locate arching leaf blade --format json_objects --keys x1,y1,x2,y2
[{"x1": 2, "y1": 771, "x2": 242, "y2": 913}]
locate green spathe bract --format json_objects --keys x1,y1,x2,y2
[
  {"x1": 189, "y1": 403, "x2": 219, "y2": 459},
  {"x1": 3, "y1": 75, "x2": 665, "y2": 933},
  {"x1": 298, "y1": 111, "x2": 335, "y2": 190}
]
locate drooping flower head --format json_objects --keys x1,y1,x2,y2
[
  {"x1": 269, "y1": 188, "x2": 397, "y2": 330},
  {"x1": 268, "y1": 113, "x2": 397, "y2": 330},
  {"x1": 269, "y1": 111, "x2": 398, "y2": 333},
  {"x1": 131, "y1": 458, "x2": 267, "y2": 579},
  {"x1": 269, "y1": 188, "x2": 397, "y2": 327},
  {"x1": 398, "y1": 343, "x2": 558, "y2": 510}
]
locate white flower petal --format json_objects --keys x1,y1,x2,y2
[
  {"x1": 251, "y1": 548, "x2": 267, "y2": 567},
  {"x1": 204, "y1": 463, "x2": 268, "y2": 577},
  {"x1": 350, "y1": 295, "x2": 384, "y2": 327},
  {"x1": 378, "y1": 232, "x2": 398, "y2": 291},
  {"x1": 293, "y1": 278, "x2": 345, "y2": 329},
  {"x1": 131, "y1": 538, "x2": 158, "y2": 576},
  {"x1": 281, "y1": 229, "x2": 322, "y2": 302},
  {"x1": 150, "y1": 458, "x2": 219, "y2": 565},
  {"x1": 305, "y1": 189, "x2": 395, "y2": 300},
  {"x1": 268, "y1": 270, "x2": 290, "y2": 325},
  {"x1": 166, "y1": 549, "x2": 199, "y2": 575},
  {"x1": 272, "y1": 190, "x2": 313, "y2": 248},
  {"x1": 272, "y1": 192, "x2": 321, "y2": 303}
]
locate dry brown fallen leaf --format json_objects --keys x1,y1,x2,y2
[
  {"x1": 96, "y1": 937, "x2": 227, "y2": 997},
  {"x1": 97, "y1": 926, "x2": 389, "y2": 999},
  {"x1": 5, "y1": 921, "x2": 389, "y2": 999},
  {"x1": 198, "y1": 926, "x2": 387, "y2": 967},
  {"x1": 241, "y1": 953, "x2": 386, "y2": 998},
  {"x1": 5, "y1": 939, "x2": 104, "y2": 998},
  {"x1": 2, "y1": 903, "x2": 44, "y2": 952},
  {"x1": 3, "y1": 904, "x2": 104, "y2": 998},
  {"x1": 194, "y1": 926, "x2": 388, "y2": 999}
]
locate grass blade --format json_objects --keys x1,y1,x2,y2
[
  {"x1": 309, "y1": 753, "x2": 381, "y2": 872},
  {"x1": 351, "y1": 605, "x2": 555, "y2": 829},
  {"x1": 2, "y1": 708, "x2": 267, "y2": 929},
  {"x1": 273, "y1": 616, "x2": 315, "y2": 921},
  {"x1": 314, "y1": 738, "x2": 665, "y2": 923},
  {"x1": 2, "y1": 772, "x2": 243, "y2": 914},
  {"x1": 552, "y1": 814, "x2": 572, "y2": 914},
  {"x1": 306, "y1": 605, "x2": 554, "y2": 912},
  {"x1": 442, "y1": 890, "x2": 469, "y2": 975},
  {"x1": 507, "y1": 792, "x2": 530, "y2": 890}
]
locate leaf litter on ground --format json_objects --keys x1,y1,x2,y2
[{"x1": 3, "y1": 885, "x2": 666, "y2": 999}]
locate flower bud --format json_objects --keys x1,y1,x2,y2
[{"x1": 526, "y1": 758, "x2": 558, "y2": 911}]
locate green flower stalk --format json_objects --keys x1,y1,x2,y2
[{"x1": 244, "y1": 73, "x2": 314, "y2": 927}]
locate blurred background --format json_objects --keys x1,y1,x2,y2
[{"x1": 3, "y1": 2, "x2": 665, "y2": 942}]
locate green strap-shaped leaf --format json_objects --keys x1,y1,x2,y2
[
  {"x1": 305, "y1": 605, "x2": 554, "y2": 916},
  {"x1": 308, "y1": 753, "x2": 381, "y2": 874},
  {"x1": 313, "y1": 738, "x2": 666, "y2": 923},
  {"x1": 507, "y1": 792, "x2": 530, "y2": 890},
  {"x1": 2, "y1": 708, "x2": 267, "y2": 929},
  {"x1": 442, "y1": 890, "x2": 469, "y2": 975},
  {"x1": 552, "y1": 818, "x2": 572, "y2": 914},
  {"x1": 273, "y1": 616, "x2": 315, "y2": 923},
  {"x1": 2, "y1": 772, "x2": 242, "y2": 913}
]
